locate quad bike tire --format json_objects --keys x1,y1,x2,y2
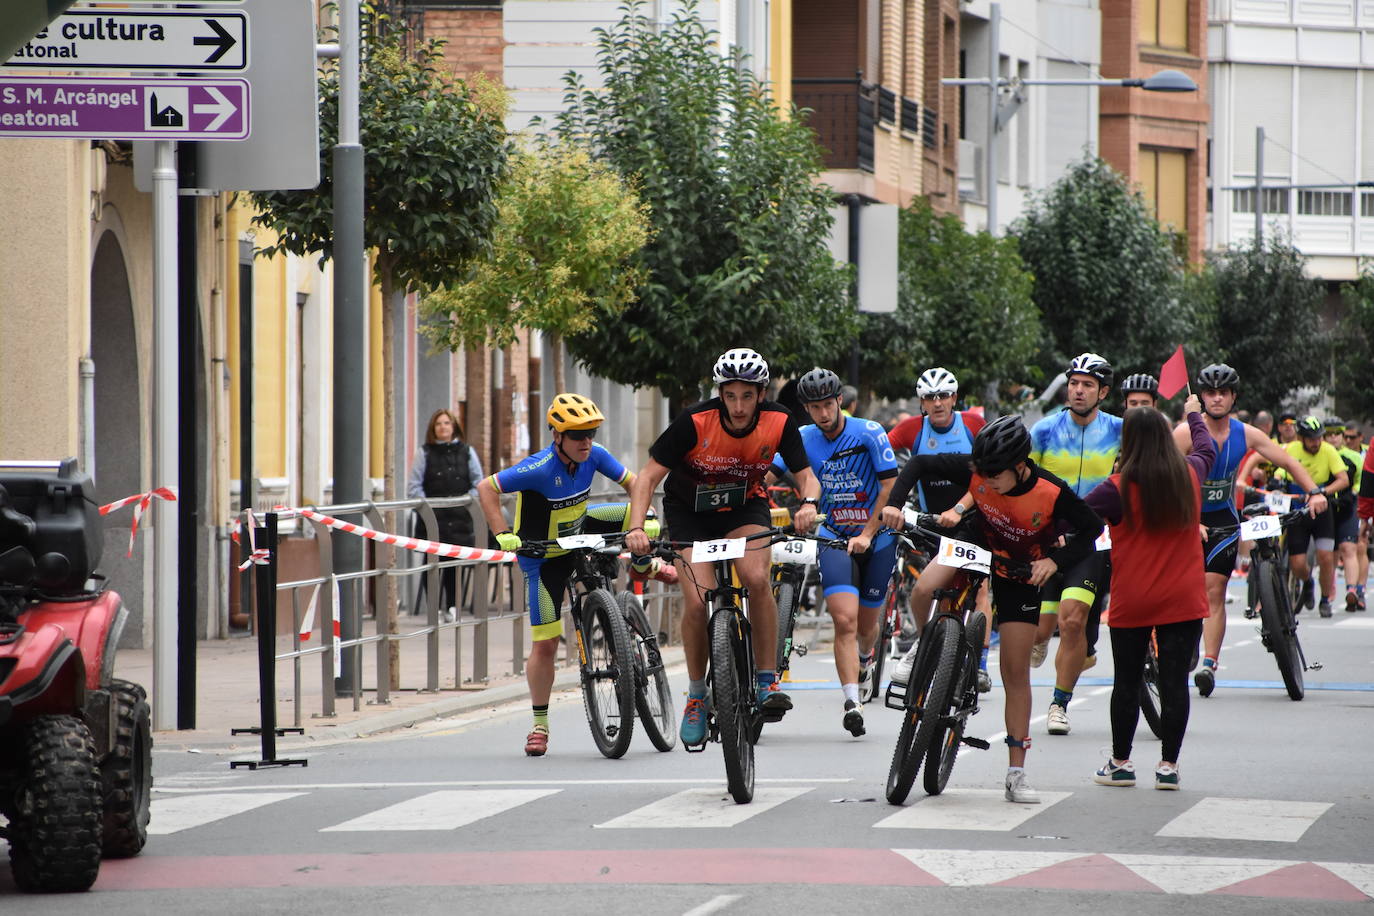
[
  {"x1": 101, "y1": 679, "x2": 153, "y2": 858},
  {"x1": 6, "y1": 714, "x2": 104, "y2": 892}
]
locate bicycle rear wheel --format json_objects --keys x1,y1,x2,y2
[
  {"x1": 579, "y1": 589, "x2": 637, "y2": 757},
  {"x1": 867, "y1": 601, "x2": 895, "y2": 705},
  {"x1": 618, "y1": 591, "x2": 676, "y2": 752},
  {"x1": 773, "y1": 573, "x2": 801, "y2": 675},
  {"x1": 1139, "y1": 639, "x2": 1163, "y2": 739},
  {"x1": 1255, "y1": 560, "x2": 1305, "y2": 700},
  {"x1": 922, "y1": 614, "x2": 972, "y2": 796},
  {"x1": 711, "y1": 607, "x2": 755, "y2": 803},
  {"x1": 885, "y1": 625, "x2": 941, "y2": 805}
]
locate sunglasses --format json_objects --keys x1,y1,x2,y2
[
  {"x1": 1346, "y1": 433, "x2": 1362, "y2": 440},
  {"x1": 563, "y1": 428, "x2": 597, "y2": 441}
]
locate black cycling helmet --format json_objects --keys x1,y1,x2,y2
[
  {"x1": 1120, "y1": 373, "x2": 1159, "y2": 397},
  {"x1": 1196, "y1": 363, "x2": 1240, "y2": 392},
  {"x1": 796, "y1": 367, "x2": 843, "y2": 402},
  {"x1": 1296, "y1": 416, "x2": 1324, "y2": 438},
  {"x1": 1323, "y1": 417, "x2": 1346, "y2": 432},
  {"x1": 1066, "y1": 352, "x2": 1113, "y2": 388},
  {"x1": 971, "y1": 415, "x2": 1032, "y2": 475}
]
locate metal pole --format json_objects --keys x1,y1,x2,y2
[
  {"x1": 176, "y1": 144, "x2": 198, "y2": 730},
  {"x1": 333, "y1": 0, "x2": 367, "y2": 695},
  {"x1": 1255, "y1": 126, "x2": 1264, "y2": 245},
  {"x1": 151, "y1": 139, "x2": 179, "y2": 730},
  {"x1": 987, "y1": 2, "x2": 1000, "y2": 236}
]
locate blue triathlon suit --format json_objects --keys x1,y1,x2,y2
[
  {"x1": 777, "y1": 417, "x2": 899, "y2": 608},
  {"x1": 489, "y1": 443, "x2": 630, "y2": 640},
  {"x1": 1200, "y1": 418, "x2": 1247, "y2": 576},
  {"x1": 912, "y1": 412, "x2": 979, "y2": 511}
]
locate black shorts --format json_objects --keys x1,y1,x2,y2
[
  {"x1": 1042, "y1": 551, "x2": 1109, "y2": 614},
  {"x1": 1202, "y1": 507, "x2": 1242, "y2": 576},
  {"x1": 663, "y1": 495, "x2": 774, "y2": 546},
  {"x1": 990, "y1": 576, "x2": 1043, "y2": 628},
  {"x1": 1287, "y1": 507, "x2": 1334, "y2": 554}
]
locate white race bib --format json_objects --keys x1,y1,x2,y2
[
  {"x1": 935, "y1": 536, "x2": 991, "y2": 575},
  {"x1": 1264, "y1": 492, "x2": 1293, "y2": 513},
  {"x1": 771, "y1": 537, "x2": 817, "y2": 565},
  {"x1": 692, "y1": 537, "x2": 747, "y2": 561},
  {"x1": 556, "y1": 534, "x2": 606, "y2": 550},
  {"x1": 1095, "y1": 528, "x2": 1112, "y2": 551},
  {"x1": 1240, "y1": 515, "x2": 1282, "y2": 541}
]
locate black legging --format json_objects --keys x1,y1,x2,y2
[{"x1": 1108, "y1": 618, "x2": 1203, "y2": 763}]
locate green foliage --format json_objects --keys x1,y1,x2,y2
[
  {"x1": 1334, "y1": 264, "x2": 1374, "y2": 420},
  {"x1": 862, "y1": 201, "x2": 1040, "y2": 403},
  {"x1": 551, "y1": 1, "x2": 856, "y2": 405},
  {"x1": 1010, "y1": 156, "x2": 1201, "y2": 381},
  {"x1": 420, "y1": 143, "x2": 651, "y2": 350},
  {"x1": 249, "y1": 10, "x2": 510, "y2": 295},
  {"x1": 1199, "y1": 235, "x2": 1328, "y2": 412}
]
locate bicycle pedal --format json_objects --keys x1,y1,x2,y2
[
  {"x1": 794, "y1": 645, "x2": 808, "y2": 657},
  {"x1": 760, "y1": 708, "x2": 786, "y2": 723},
  {"x1": 884, "y1": 685, "x2": 907, "y2": 710},
  {"x1": 1307, "y1": 660, "x2": 1323, "y2": 671},
  {"x1": 683, "y1": 739, "x2": 708, "y2": 754},
  {"x1": 962, "y1": 736, "x2": 990, "y2": 750}
]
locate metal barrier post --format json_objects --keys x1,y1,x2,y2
[
  {"x1": 310, "y1": 511, "x2": 338, "y2": 719},
  {"x1": 363, "y1": 503, "x2": 392, "y2": 705}
]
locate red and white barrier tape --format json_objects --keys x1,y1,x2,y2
[
  {"x1": 232, "y1": 509, "x2": 272, "y2": 571},
  {"x1": 287, "y1": 506, "x2": 518, "y2": 563},
  {"x1": 99, "y1": 486, "x2": 177, "y2": 557}
]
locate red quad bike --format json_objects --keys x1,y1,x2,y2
[{"x1": 0, "y1": 459, "x2": 152, "y2": 893}]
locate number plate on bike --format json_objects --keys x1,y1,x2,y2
[
  {"x1": 771, "y1": 537, "x2": 816, "y2": 565},
  {"x1": 936, "y1": 536, "x2": 991, "y2": 574},
  {"x1": 555, "y1": 534, "x2": 606, "y2": 550},
  {"x1": 693, "y1": 537, "x2": 746, "y2": 560},
  {"x1": 1240, "y1": 515, "x2": 1282, "y2": 541},
  {"x1": 1265, "y1": 492, "x2": 1292, "y2": 513}
]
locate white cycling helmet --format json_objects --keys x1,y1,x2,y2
[
  {"x1": 916, "y1": 367, "x2": 958, "y2": 398},
  {"x1": 1066, "y1": 352, "x2": 1113, "y2": 387},
  {"x1": 712, "y1": 348, "x2": 770, "y2": 386}
]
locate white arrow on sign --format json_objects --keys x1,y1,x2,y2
[{"x1": 193, "y1": 86, "x2": 236, "y2": 131}]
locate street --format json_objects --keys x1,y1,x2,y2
[{"x1": 4, "y1": 578, "x2": 1374, "y2": 914}]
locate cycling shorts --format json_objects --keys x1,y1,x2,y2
[
  {"x1": 663, "y1": 495, "x2": 773, "y2": 546},
  {"x1": 990, "y1": 576, "x2": 1043, "y2": 629},
  {"x1": 1040, "y1": 551, "x2": 1109, "y2": 616},
  {"x1": 1333, "y1": 502, "x2": 1359, "y2": 544},
  {"x1": 817, "y1": 529, "x2": 898, "y2": 608},
  {"x1": 517, "y1": 552, "x2": 577, "y2": 641},
  {"x1": 1202, "y1": 507, "x2": 1242, "y2": 576},
  {"x1": 1287, "y1": 507, "x2": 1334, "y2": 555}
]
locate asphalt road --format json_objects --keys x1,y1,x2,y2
[{"x1": 5, "y1": 578, "x2": 1374, "y2": 914}]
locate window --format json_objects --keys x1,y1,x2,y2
[
  {"x1": 1297, "y1": 191, "x2": 1352, "y2": 216},
  {"x1": 1141, "y1": 0, "x2": 1188, "y2": 51},
  {"x1": 1362, "y1": 192, "x2": 1374, "y2": 218},
  {"x1": 1139, "y1": 148, "x2": 1188, "y2": 230},
  {"x1": 1232, "y1": 188, "x2": 1289, "y2": 214}
]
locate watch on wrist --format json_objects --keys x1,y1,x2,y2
[
  {"x1": 1309, "y1": 487, "x2": 1323, "y2": 496},
  {"x1": 953, "y1": 503, "x2": 967, "y2": 516},
  {"x1": 801, "y1": 497, "x2": 819, "y2": 507}
]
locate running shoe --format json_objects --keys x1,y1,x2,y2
[
  {"x1": 1030, "y1": 639, "x2": 1049, "y2": 669},
  {"x1": 679, "y1": 696, "x2": 708, "y2": 745},
  {"x1": 1194, "y1": 664, "x2": 1215, "y2": 697},
  {"x1": 1300, "y1": 578, "x2": 1315, "y2": 610},
  {"x1": 1155, "y1": 762, "x2": 1181, "y2": 790},
  {"x1": 890, "y1": 644, "x2": 918, "y2": 685},
  {"x1": 1004, "y1": 769, "x2": 1041, "y2": 804},
  {"x1": 1319, "y1": 597, "x2": 1333, "y2": 618},
  {"x1": 1094, "y1": 759, "x2": 1136, "y2": 787},
  {"x1": 1047, "y1": 703, "x2": 1070, "y2": 735},
  {"x1": 842, "y1": 700, "x2": 866, "y2": 737},
  {"x1": 858, "y1": 657, "x2": 876, "y2": 701},
  {"x1": 976, "y1": 669, "x2": 992, "y2": 693},
  {"x1": 759, "y1": 681, "x2": 793, "y2": 712},
  {"x1": 524, "y1": 726, "x2": 549, "y2": 757}
]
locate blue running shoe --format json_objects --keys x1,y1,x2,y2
[{"x1": 680, "y1": 695, "x2": 708, "y2": 745}]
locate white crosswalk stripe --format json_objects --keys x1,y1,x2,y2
[
  {"x1": 893, "y1": 848, "x2": 1081, "y2": 885},
  {"x1": 594, "y1": 787, "x2": 812, "y2": 829},
  {"x1": 1156, "y1": 797, "x2": 1332, "y2": 842},
  {"x1": 1109, "y1": 854, "x2": 1293, "y2": 894},
  {"x1": 321, "y1": 788, "x2": 560, "y2": 832},
  {"x1": 149, "y1": 792, "x2": 307, "y2": 835},
  {"x1": 873, "y1": 788, "x2": 1072, "y2": 831}
]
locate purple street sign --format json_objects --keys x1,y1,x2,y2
[{"x1": 0, "y1": 76, "x2": 250, "y2": 140}]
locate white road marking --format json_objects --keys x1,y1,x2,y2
[
  {"x1": 873, "y1": 788, "x2": 1071, "y2": 831},
  {"x1": 1157, "y1": 797, "x2": 1332, "y2": 842},
  {"x1": 148, "y1": 792, "x2": 306, "y2": 835},
  {"x1": 1110, "y1": 854, "x2": 1291, "y2": 894},
  {"x1": 154, "y1": 778, "x2": 850, "y2": 793},
  {"x1": 683, "y1": 894, "x2": 742, "y2": 915},
  {"x1": 894, "y1": 848, "x2": 1080, "y2": 885},
  {"x1": 1318, "y1": 861, "x2": 1374, "y2": 897},
  {"x1": 321, "y1": 788, "x2": 558, "y2": 832},
  {"x1": 1334, "y1": 617, "x2": 1374, "y2": 628},
  {"x1": 594, "y1": 787, "x2": 812, "y2": 829}
]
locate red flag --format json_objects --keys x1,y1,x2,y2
[{"x1": 1158, "y1": 345, "x2": 1189, "y2": 399}]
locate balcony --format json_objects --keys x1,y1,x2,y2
[{"x1": 794, "y1": 79, "x2": 928, "y2": 173}]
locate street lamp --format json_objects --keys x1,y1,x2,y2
[{"x1": 942, "y1": 3, "x2": 1199, "y2": 235}]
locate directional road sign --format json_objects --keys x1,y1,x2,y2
[
  {"x1": 4, "y1": 11, "x2": 248, "y2": 71},
  {"x1": 0, "y1": 76, "x2": 250, "y2": 139}
]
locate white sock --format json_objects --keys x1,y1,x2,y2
[{"x1": 842, "y1": 683, "x2": 860, "y2": 704}]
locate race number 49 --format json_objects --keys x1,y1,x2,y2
[{"x1": 771, "y1": 537, "x2": 817, "y2": 565}]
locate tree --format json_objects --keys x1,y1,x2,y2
[
  {"x1": 419, "y1": 142, "x2": 651, "y2": 392},
  {"x1": 1010, "y1": 156, "x2": 1200, "y2": 381},
  {"x1": 1200, "y1": 235, "x2": 1328, "y2": 412},
  {"x1": 1335, "y1": 265, "x2": 1374, "y2": 420},
  {"x1": 861, "y1": 200, "x2": 1040, "y2": 404},
  {"x1": 551, "y1": 1, "x2": 856, "y2": 406}
]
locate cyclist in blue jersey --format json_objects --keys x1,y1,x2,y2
[
  {"x1": 768, "y1": 368, "x2": 898, "y2": 737},
  {"x1": 477, "y1": 393, "x2": 640, "y2": 757},
  {"x1": 1172, "y1": 364, "x2": 1326, "y2": 696},
  {"x1": 1029, "y1": 353, "x2": 1122, "y2": 736}
]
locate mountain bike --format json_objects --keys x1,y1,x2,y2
[
  {"x1": 771, "y1": 534, "x2": 814, "y2": 679},
  {"x1": 617, "y1": 588, "x2": 676, "y2": 752},
  {"x1": 517, "y1": 534, "x2": 640, "y2": 758},
  {"x1": 868, "y1": 535, "x2": 927, "y2": 703},
  {"x1": 884, "y1": 514, "x2": 1014, "y2": 804}
]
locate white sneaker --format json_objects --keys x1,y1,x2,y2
[
  {"x1": 890, "y1": 644, "x2": 918, "y2": 685},
  {"x1": 1030, "y1": 640, "x2": 1049, "y2": 669},
  {"x1": 1005, "y1": 769, "x2": 1041, "y2": 804},
  {"x1": 1047, "y1": 703, "x2": 1070, "y2": 735},
  {"x1": 858, "y1": 657, "x2": 876, "y2": 701}
]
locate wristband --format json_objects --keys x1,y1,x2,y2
[{"x1": 801, "y1": 497, "x2": 819, "y2": 507}]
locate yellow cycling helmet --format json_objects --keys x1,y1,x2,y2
[{"x1": 547, "y1": 393, "x2": 605, "y2": 432}]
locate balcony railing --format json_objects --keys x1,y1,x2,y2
[{"x1": 794, "y1": 80, "x2": 928, "y2": 173}]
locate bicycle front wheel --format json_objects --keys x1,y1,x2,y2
[
  {"x1": 1255, "y1": 560, "x2": 1305, "y2": 700},
  {"x1": 618, "y1": 591, "x2": 676, "y2": 752},
  {"x1": 579, "y1": 589, "x2": 637, "y2": 757},
  {"x1": 922, "y1": 615, "x2": 971, "y2": 796},
  {"x1": 711, "y1": 607, "x2": 755, "y2": 804},
  {"x1": 885, "y1": 625, "x2": 941, "y2": 805},
  {"x1": 867, "y1": 601, "x2": 895, "y2": 706}
]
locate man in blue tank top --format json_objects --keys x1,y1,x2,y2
[{"x1": 1172, "y1": 364, "x2": 1327, "y2": 697}]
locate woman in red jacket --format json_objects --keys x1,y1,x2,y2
[{"x1": 1085, "y1": 394, "x2": 1214, "y2": 790}]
